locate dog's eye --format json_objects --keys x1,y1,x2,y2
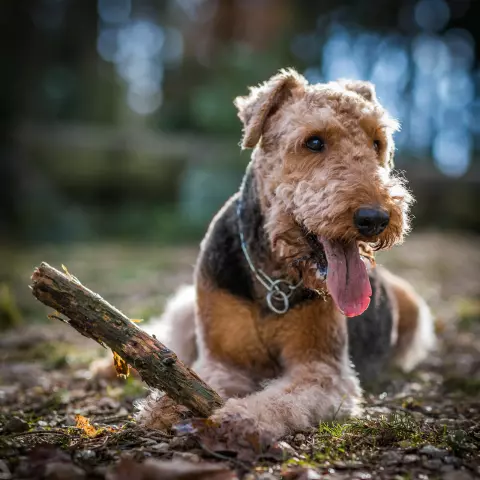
[
  {"x1": 305, "y1": 136, "x2": 325, "y2": 152},
  {"x1": 373, "y1": 140, "x2": 381, "y2": 151}
]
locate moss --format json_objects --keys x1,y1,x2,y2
[
  {"x1": 121, "y1": 376, "x2": 145, "y2": 399},
  {"x1": 283, "y1": 413, "x2": 453, "y2": 470},
  {"x1": 106, "y1": 375, "x2": 145, "y2": 401},
  {"x1": 443, "y1": 376, "x2": 480, "y2": 396}
]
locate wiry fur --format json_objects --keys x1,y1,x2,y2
[
  {"x1": 136, "y1": 69, "x2": 435, "y2": 438},
  {"x1": 143, "y1": 285, "x2": 197, "y2": 365}
]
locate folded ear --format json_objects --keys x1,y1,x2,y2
[
  {"x1": 234, "y1": 69, "x2": 306, "y2": 149},
  {"x1": 340, "y1": 80, "x2": 378, "y2": 103}
]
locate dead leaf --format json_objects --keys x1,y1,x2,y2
[
  {"x1": 113, "y1": 351, "x2": 130, "y2": 378},
  {"x1": 106, "y1": 458, "x2": 237, "y2": 480},
  {"x1": 75, "y1": 414, "x2": 99, "y2": 438},
  {"x1": 23, "y1": 446, "x2": 86, "y2": 480},
  {"x1": 174, "y1": 415, "x2": 277, "y2": 463},
  {"x1": 130, "y1": 318, "x2": 144, "y2": 323}
]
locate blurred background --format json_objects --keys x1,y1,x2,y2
[
  {"x1": 2, "y1": 0, "x2": 480, "y2": 246},
  {"x1": 1, "y1": 0, "x2": 480, "y2": 327}
]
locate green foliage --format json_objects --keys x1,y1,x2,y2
[
  {"x1": 456, "y1": 298, "x2": 480, "y2": 332},
  {"x1": 287, "y1": 413, "x2": 462, "y2": 468},
  {"x1": 0, "y1": 283, "x2": 22, "y2": 330}
]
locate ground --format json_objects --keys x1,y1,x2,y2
[{"x1": 0, "y1": 232, "x2": 479, "y2": 479}]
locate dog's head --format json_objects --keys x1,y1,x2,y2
[{"x1": 235, "y1": 69, "x2": 412, "y2": 317}]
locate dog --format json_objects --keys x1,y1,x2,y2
[{"x1": 136, "y1": 69, "x2": 435, "y2": 439}]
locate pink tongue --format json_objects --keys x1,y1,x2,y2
[{"x1": 320, "y1": 237, "x2": 372, "y2": 317}]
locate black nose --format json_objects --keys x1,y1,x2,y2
[{"x1": 354, "y1": 207, "x2": 390, "y2": 237}]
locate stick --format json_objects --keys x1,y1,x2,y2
[{"x1": 30, "y1": 262, "x2": 224, "y2": 417}]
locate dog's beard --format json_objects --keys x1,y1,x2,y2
[{"x1": 267, "y1": 210, "x2": 378, "y2": 317}]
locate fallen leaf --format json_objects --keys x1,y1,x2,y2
[
  {"x1": 113, "y1": 351, "x2": 130, "y2": 378},
  {"x1": 106, "y1": 458, "x2": 237, "y2": 480},
  {"x1": 174, "y1": 415, "x2": 277, "y2": 463},
  {"x1": 75, "y1": 414, "x2": 99, "y2": 438},
  {"x1": 21, "y1": 446, "x2": 86, "y2": 480}
]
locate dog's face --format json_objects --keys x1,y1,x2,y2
[{"x1": 235, "y1": 69, "x2": 412, "y2": 317}]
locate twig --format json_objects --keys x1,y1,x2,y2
[{"x1": 30, "y1": 262, "x2": 224, "y2": 418}]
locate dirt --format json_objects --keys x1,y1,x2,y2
[{"x1": 0, "y1": 232, "x2": 479, "y2": 479}]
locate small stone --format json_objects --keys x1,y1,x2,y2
[
  {"x1": 0, "y1": 459, "x2": 11, "y2": 479},
  {"x1": 169, "y1": 435, "x2": 197, "y2": 450},
  {"x1": 149, "y1": 442, "x2": 169, "y2": 452},
  {"x1": 74, "y1": 450, "x2": 96, "y2": 463},
  {"x1": 4, "y1": 416, "x2": 29, "y2": 433},
  {"x1": 441, "y1": 465, "x2": 455, "y2": 473},
  {"x1": 44, "y1": 462, "x2": 86, "y2": 480},
  {"x1": 442, "y1": 470, "x2": 475, "y2": 480},
  {"x1": 63, "y1": 416, "x2": 76, "y2": 427},
  {"x1": 277, "y1": 441, "x2": 296, "y2": 457},
  {"x1": 423, "y1": 458, "x2": 443, "y2": 470},
  {"x1": 403, "y1": 454, "x2": 420, "y2": 464},
  {"x1": 138, "y1": 437, "x2": 158, "y2": 446},
  {"x1": 443, "y1": 456, "x2": 461, "y2": 466},
  {"x1": 169, "y1": 436, "x2": 187, "y2": 449},
  {"x1": 419, "y1": 445, "x2": 448, "y2": 458},
  {"x1": 37, "y1": 420, "x2": 48, "y2": 427},
  {"x1": 172, "y1": 452, "x2": 201, "y2": 463},
  {"x1": 381, "y1": 451, "x2": 402, "y2": 465},
  {"x1": 294, "y1": 433, "x2": 306, "y2": 443},
  {"x1": 353, "y1": 473, "x2": 372, "y2": 480}
]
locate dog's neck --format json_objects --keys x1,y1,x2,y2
[
  {"x1": 237, "y1": 164, "x2": 317, "y2": 312},
  {"x1": 237, "y1": 163, "x2": 285, "y2": 276}
]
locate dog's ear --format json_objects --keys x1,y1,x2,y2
[
  {"x1": 341, "y1": 80, "x2": 377, "y2": 103},
  {"x1": 234, "y1": 69, "x2": 306, "y2": 149}
]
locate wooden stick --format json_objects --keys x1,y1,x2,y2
[{"x1": 30, "y1": 262, "x2": 223, "y2": 417}]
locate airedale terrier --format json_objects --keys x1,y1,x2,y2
[{"x1": 137, "y1": 69, "x2": 435, "y2": 438}]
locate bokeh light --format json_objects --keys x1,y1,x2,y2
[{"x1": 292, "y1": 0, "x2": 478, "y2": 177}]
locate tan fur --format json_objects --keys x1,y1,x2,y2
[
  {"x1": 196, "y1": 277, "x2": 348, "y2": 373},
  {"x1": 135, "y1": 69, "x2": 434, "y2": 437},
  {"x1": 234, "y1": 69, "x2": 412, "y2": 290}
]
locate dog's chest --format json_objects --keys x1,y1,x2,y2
[{"x1": 199, "y1": 285, "x2": 347, "y2": 376}]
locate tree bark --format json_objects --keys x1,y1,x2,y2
[{"x1": 30, "y1": 262, "x2": 224, "y2": 417}]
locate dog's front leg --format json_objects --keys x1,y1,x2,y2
[{"x1": 211, "y1": 360, "x2": 362, "y2": 439}]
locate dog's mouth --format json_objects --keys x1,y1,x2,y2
[{"x1": 302, "y1": 231, "x2": 372, "y2": 318}]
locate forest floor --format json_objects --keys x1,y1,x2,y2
[{"x1": 0, "y1": 232, "x2": 479, "y2": 479}]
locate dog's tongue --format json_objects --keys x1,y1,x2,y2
[{"x1": 320, "y1": 237, "x2": 372, "y2": 317}]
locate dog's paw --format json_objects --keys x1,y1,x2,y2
[
  {"x1": 174, "y1": 406, "x2": 277, "y2": 462},
  {"x1": 136, "y1": 393, "x2": 191, "y2": 431},
  {"x1": 210, "y1": 398, "x2": 277, "y2": 438}
]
